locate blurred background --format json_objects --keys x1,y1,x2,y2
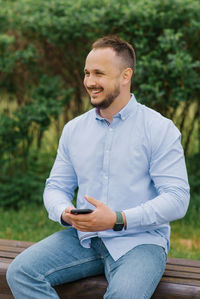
[{"x1": 0, "y1": 0, "x2": 199, "y2": 259}]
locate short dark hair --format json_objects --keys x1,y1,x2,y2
[{"x1": 92, "y1": 35, "x2": 136, "y2": 73}]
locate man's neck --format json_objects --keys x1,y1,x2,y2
[{"x1": 99, "y1": 92, "x2": 131, "y2": 123}]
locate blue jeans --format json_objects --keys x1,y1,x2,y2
[{"x1": 7, "y1": 228, "x2": 167, "y2": 299}]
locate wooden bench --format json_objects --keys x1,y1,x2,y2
[{"x1": 1, "y1": 239, "x2": 200, "y2": 298}]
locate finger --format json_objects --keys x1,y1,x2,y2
[
  {"x1": 64, "y1": 206, "x2": 75, "y2": 213},
  {"x1": 73, "y1": 224, "x2": 95, "y2": 232},
  {"x1": 84, "y1": 195, "x2": 102, "y2": 207},
  {"x1": 67, "y1": 213, "x2": 91, "y2": 223},
  {"x1": 71, "y1": 222, "x2": 88, "y2": 231}
]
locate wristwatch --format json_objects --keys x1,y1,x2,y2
[{"x1": 113, "y1": 211, "x2": 124, "y2": 231}]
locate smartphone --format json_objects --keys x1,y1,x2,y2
[{"x1": 70, "y1": 208, "x2": 93, "y2": 215}]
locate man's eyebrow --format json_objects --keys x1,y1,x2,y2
[{"x1": 84, "y1": 68, "x2": 105, "y2": 73}]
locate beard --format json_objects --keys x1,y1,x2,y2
[{"x1": 90, "y1": 85, "x2": 120, "y2": 110}]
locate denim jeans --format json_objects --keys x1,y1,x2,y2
[{"x1": 7, "y1": 228, "x2": 167, "y2": 299}]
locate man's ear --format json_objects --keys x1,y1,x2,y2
[{"x1": 121, "y1": 68, "x2": 133, "y2": 86}]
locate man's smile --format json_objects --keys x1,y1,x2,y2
[{"x1": 87, "y1": 87, "x2": 104, "y2": 96}]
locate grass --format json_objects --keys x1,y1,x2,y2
[
  {"x1": 0, "y1": 204, "x2": 64, "y2": 242},
  {"x1": 169, "y1": 220, "x2": 200, "y2": 260},
  {"x1": 0, "y1": 203, "x2": 199, "y2": 260}
]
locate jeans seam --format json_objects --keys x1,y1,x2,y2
[{"x1": 44, "y1": 256, "x2": 100, "y2": 277}]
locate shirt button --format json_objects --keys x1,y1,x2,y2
[
  {"x1": 104, "y1": 175, "x2": 108, "y2": 180},
  {"x1": 109, "y1": 128, "x2": 113, "y2": 131}
]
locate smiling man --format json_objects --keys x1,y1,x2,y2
[{"x1": 7, "y1": 36, "x2": 190, "y2": 299}]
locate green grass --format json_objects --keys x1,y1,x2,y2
[
  {"x1": 169, "y1": 220, "x2": 200, "y2": 260},
  {"x1": 0, "y1": 204, "x2": 64, "y2": 242},
  {"x1": 0, "y1": 203, "x2": 199, "y2": 260}
]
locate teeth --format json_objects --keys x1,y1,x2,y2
[{"x1": 91, "y1": 90, "x2": 101, "y2": 94}]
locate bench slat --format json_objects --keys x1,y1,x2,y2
[
  {"x1": 164, "y1": 270, "x2": 200, "y2": 281},
  {"x1": 166, "y1": 264, "x2": 200, "y2": 274},
  {"x1": 167, "y1": 257, "x2": 200, "y2": 267},
  {"x1": 0, "y1": 244, "x2": 32, "y2": 252},
  {"x1": 162, "y1": 276, "x2": 200, "y2": 287},
  {"x1": 0, "y1": 252, "x2": 19, "y2": 259},
  {"x1": 0, "y1": 239, "x2": 33, "y2": 248},
  {"x1": 0, "y1": 258, "x2": 13, "y2": 263}
]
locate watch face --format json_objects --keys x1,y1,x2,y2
[{"x1": 113, "y1": 223, "x2": 124, "y2": 231}]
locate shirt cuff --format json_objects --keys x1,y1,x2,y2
[
  {"x1": 60, "y1": 217, "x2": 72, "y2": 227},
  {"x1": 58, "y1": 204, "x2": 75, "y2": 227},
  {"x1": 51, "y1": 204, "x2": 72, "y2": 225},
  {"x1": 123, "y1": 206, "x2": 143, "y2": 230}
]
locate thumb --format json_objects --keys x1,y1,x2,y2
[
  {"x1": 84, "y1": 195, "x2": 101, "y2": 208},
  {"x1": 65, "y1": 206, "x2": 75, "y2": 213}
]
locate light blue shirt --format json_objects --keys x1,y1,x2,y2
[{"x1": 44, "y1": 94, "x2": 190, "y2": 261}]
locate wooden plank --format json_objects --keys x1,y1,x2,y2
[
  {"x1": 0, "y1": 295, "x2": 13, "y2": 299},
  {"x1": 165, "y1": 264, "x2": 200, "y2": 274},
  {"x1": 0, "y1": 245, "x2": 30, "y2": 255},
  {"x1": 0, "y1": 239, "x2": 33, "y2": 248},
  {"x1": 164, "y1": 270, "x2": 200, "y2": 280},
  {"x1": 0, "y1": 258, "x2": 13, "y2": 264},
  {"x1": 167, "y1": 257, "x2": 200, "y2": 268},
  {"x1": 152, "y1": 282, "x2": 200, "y2": 298},
  {"x1": 162, "y1": 276, "x2": 200, "y2": 287},
  {"x1": 0, "y1": 252, "x2": 19, "y2": 259}
]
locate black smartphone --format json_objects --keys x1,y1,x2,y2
[{"x1": 70, "y1": 208, "x2": 93, "y2": 215}]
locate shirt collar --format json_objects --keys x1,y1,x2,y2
[{"x1": 95, "y1": 93, "x2": 137, "y2": 121}]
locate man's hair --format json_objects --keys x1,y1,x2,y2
[{"x1": 92, "y1": 35, "x2": 136, "y2": 73}]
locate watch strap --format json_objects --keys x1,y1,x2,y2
[
  {"x1": 116, "y1": 211, "x2": 123, "y2": 223},
  {"x1": 113, "y1": 211, "x2": 124, "y2": 231}
]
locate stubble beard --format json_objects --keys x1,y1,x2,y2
[{"x1": 90, "y1": 85, "x2": 120, "y2": 110}]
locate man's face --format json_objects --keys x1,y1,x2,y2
[{"x1": 84, "y1": 48, "x2": 122, "y2": 109}]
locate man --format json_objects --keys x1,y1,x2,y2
[{"x1": 7, "y1": 36, "x2": 190, "y2": 298}]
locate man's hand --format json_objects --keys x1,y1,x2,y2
[
  {"x1": 63, "y1": 195, "x2": 117, "y2": 232},
  {"x1": 61, "y1": 206, "x2": 75, "y2": 226}
]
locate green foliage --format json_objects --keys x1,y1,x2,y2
[
  {"x1": 184, "y1": 154, "x2": 200, "y2": 223},
  {"x1": 187, "y1": 154, "x2": 200, "y2": 196},
  {"x1": 0, "y1": 76, "x2": 73, "y2": 207},
  {"x1": 0, "y1": 0, "x2": 199, "y2": 209}
]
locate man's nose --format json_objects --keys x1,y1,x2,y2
[{"x1": 85, "y1": 75, "x2": 97, "y2": 87}]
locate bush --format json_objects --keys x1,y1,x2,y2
[
  {"x1": 184, "y1": 153, "x2": 200, "y2": 222},
  {"x1": 0, "y1": 76, "x2": 73, "y2": 207}
]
